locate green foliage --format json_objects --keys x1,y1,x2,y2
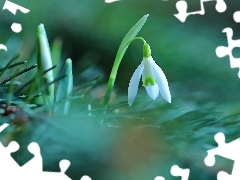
[
  {"x1": 51, "y1": 38, "x2": 62, "y2": 78},
  {"x1": 1, "y1": 8, "x2": 240, "y2": 179},
  {"x1": 54, "y1": 58, "x2": 73, "y2": 115},
  {"x1": 103, "y1": 14, "x2": 149, "y2": 108},
  {"x1": 37, "y1": 24, "x2": 55, "y2": 107}
]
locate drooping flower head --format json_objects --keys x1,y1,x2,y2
[{"x1": 128, "y1": 43, "x2": 171, "y2": 106}]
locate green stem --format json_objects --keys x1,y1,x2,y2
[{"x1": 103, "y1": 37, "x2": 146, "y2": 108}]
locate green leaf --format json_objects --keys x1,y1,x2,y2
[
  {"x1": 37, "y1": 24, "x2": 54, "y2": 107},
  {"x1": 103, "y1": 14, "x2": 149, "y2": 108},
  {"x1": 118, "y1": 14, "x2": 149, "y2": 60},
  {"x1": 112, "y1": 14, "x2": 149, "y2": 78},
  {"x1": 54, "y1": 58, "x2": 73, "y2": 115},
  {"x1": 51, "y1": 38, "x2": 62, "y2": 77},
  {"x1": 24, "y1": 66, "x2": 57, "y2": 104}
]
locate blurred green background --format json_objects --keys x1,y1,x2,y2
[{"x1": 1, "y1": 0, "x2": 240, "y2": 179}]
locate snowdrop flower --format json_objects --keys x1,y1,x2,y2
[{"x1": 128, "y1": 43, "x2": 171, "y2": 106}]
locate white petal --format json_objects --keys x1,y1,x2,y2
[
  {"x1": 145, "y1": 84, "x2": 159, "y2": 100},
  {"x1": 151, "y1": 60, "x2": 171, "y2": 103},
  {"x1": 142, "y1": 57, "x2": 155, "y2": 83},
  {"x1": 128, "y1": 63, "x2": 144, "y2": 106}
]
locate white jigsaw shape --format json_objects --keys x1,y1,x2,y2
[
  {"x1": 2, "y1": 0, "x2": 30, "y2": 15},
  {"x1": 154, "y1": 177, "x2": 165, "y2": 180},
  {"x1": 0, "y1": 124, "x2": 21, "y2": 178},
  {"x1": 0, "y1": 123, "x2": 9, "y2": 133},
  {"x1": 233, "y1": 11, "x2": 240, "y2": 23},
  {"x1": 37, "y1": 160, "x2": 72, "y2": 180},
  {"x1": 171, "y1": 165, "x2": 190, "y2": 180},
  {"x1": 80, "y1": 175, "x2": 92, "y2": 180},
  {"x1": 0, "y1": 44, "x2": 7, "y2": 51},
  {"x1": 2, "y1": 1, "x2": 30, "y2": 34},
  {"x1": 0, "y1": 140, "x2": 21, "y2": 176},
  {"x1": 0, "y1": 123, "x2": 93, "y2": 180},
  {"x1": 174, "y1": 0, "x2": 227, "y2": 22},
  {"x1": 21, "y1": 142, "x2": 42, "y2": 173},
  {"x1": 105, "y1": 0, "x2": 120, "y2": 3},
  {"x1": 204, "y1": 132, "x2": 240, "y2": 180},
  {"x1": 154, "y1": 165, "x2": 190, "y2": 180},
  {"x1": 215, "y1": 27, "x2": 240, "y2": 78}
]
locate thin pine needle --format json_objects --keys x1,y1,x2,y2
[
  {"x1": 0, "y1": 81, "x2": 22, "y2": 87},
  {"x1": 0, "y1": 53, "x2": 21, "y2": 78},
  {"x1": 14, "y1": 65, "x2": 57, "y2": 95},
  {"x1": 74, "y1": 76, "x2": 99, "y2": 92},
  {"x1": 0, "y1": 64, "x2": 37, "y2": 85},
  {"x1": 7, "y1": 79, "x2": 16, "y2": 106},
  {"x1": 0, "y1": 61, "x2": 27, "y2": 72},
  {"x1": 27, "y1": 74, "x2": 66, "y2": 101}
]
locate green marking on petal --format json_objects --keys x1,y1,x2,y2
[{"x1": 143, "y1": 76, "x2": 155, "y2": 86}]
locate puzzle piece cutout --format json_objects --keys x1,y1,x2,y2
[
  {"x1": 204, "y1": 132, "x2": 240, "y2": 180},
  {"x1": 0, "y1": 123, "x2": 9, "y2": 133},
  {"x1": 174, "y1": 0, "x2": 227, "y2": 22},
  {"x1": 80, "y1": 175, "x2": 92, "y2": 180},
  {"x1": 154, "y1": 165, "x2": 189, "y2": 180},
  {"x1": 155, "y1": 177, "x2": 165, "y2": 180},
  {"x1": 0, "y1": 140, "x2": 21, "y2": 177},
  {"x1": 171, "y1": 165, "x2": 190, "y2": 180},
  {"x1": 21, "y1": 142, "x2": 43, "y2": 175},
  {"x1": 215, "y1": 27, "x2": 240, "y2": 78},
  {"x1": 0, "y1": 123, "x2": 91, "y2": 180},
  {"x1": 36, "y1": 160, "x2": 72, "y2": 180},
  {"x1": 105, "y1": 0, "x2": 120, "y2": 3},
  {"x1": 233, "y1": 11, "x2": 240, "y2": 23},
  {"x1": 2, "y1": 0, "x2": 30, "y2": 15}
]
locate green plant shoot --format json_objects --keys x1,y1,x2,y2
[{"x1": 103, "y1": 14, "x2": 149, "y2": 108}]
